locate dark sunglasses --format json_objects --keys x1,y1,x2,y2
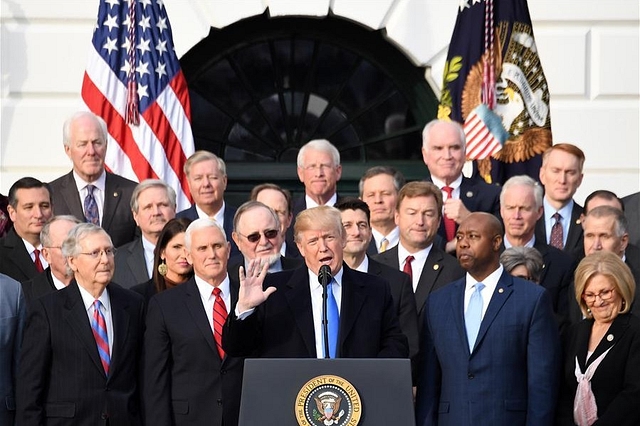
[{"x1": 238, "y1": 229, "x2": 279, "y2": 243}]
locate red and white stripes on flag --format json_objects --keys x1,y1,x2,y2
[
  {"x1": 464, "y1": 103, "x2": 506, "y2": 160},
  {"x1": 82, "y1": 0, "x2": 194, "y2": 210}
]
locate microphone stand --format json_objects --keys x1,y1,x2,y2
[{"x1": 318, "y1": 265, "x2": 332, "y2": 359}]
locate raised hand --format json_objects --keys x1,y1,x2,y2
[{"x1": 237, "y1": 258, "x2": 276, "y2": 313}]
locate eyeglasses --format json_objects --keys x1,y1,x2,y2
[
  {"x1": 78, "y1": 248, "x2": 117, "y2": 259},
  {"x1": 583, "y1": 288, "x2": 616, "y2": 303},
  {"x1": 237, "y1": 229, "x2": 279, "y2": 243}
]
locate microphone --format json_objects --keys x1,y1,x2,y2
[
  {"x1": 319, "y1": 264, "x2": 332, "y2": 359},
  {"x1": 318, "y1": 265, "x2": 332, "y2": 285}
]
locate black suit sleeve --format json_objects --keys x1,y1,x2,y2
[
  {"x1": 16, "y1": 297, "x2": 51, "y2": 425},
  {"x1": 143, "y1": 296, "x2": 174, "y2": 426},
  {"x1": 377, "y1": 282, "x2": 410, "y2": 358}
]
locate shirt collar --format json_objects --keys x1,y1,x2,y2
[
  {"x1": 503, "y1": 235, "x2": 535, "y2": 248},
  {"x1": 77, "y1": 282, "x2": 110, "y2": 312},
  {"x1": 543, "y1": 197, "x2": 574, "y2": 222},
  {"x1": 398, "y1": 242, "x2": 432, "y2": 262},
  {"x1": 194, "y1": 273, "x2": 230, "y2": 300},
  {"x1": 195, "y1": 201, "x2": 226, "y2": 224},
  {"x1": 465, "y1": 265, "x2": 504, "y2": 291},
  {"x1": 305, "y1": 193, "x2": 337, "y2": 208},
  {"x1": 73, "y1": 169, "x2": 106, "y2": 192},
  {"x1": 308, "y1": 266, "x2": 344, "y2": 290},
  {"x1": 431, "y1": 174, "x2": 463, "y2": 190},
  {"x1": 354, "y1": 256, "x2": 369, "y2": 273}
]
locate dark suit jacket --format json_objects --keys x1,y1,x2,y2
[
  {"x1": 623, "y1": 192, "x2": 640, "y2": 247},
  {"x1": 48, "y1": 171, "x2": 137, "y2": 247},
  {"x1": 223, "y1": 265, "x2": 408, "y2": 359},
  {"x1": 535, "y1": 201, "x2": 584, "y2": 260},
  {"x1": 426, "y1": 177, "x2": 501, "y2": 244},
  {"x1": 113, "y1": 238, "x2": 149, "y2": 289},
  {"x1": 16, "y1": 281, "x2": 144, "y2": 426},
  {"x1": 0, "y1": 273, "x2": 25, "y2": 426},
  {"x1": 415, "y1": 272, "x2": 561, "y2": 426},
  {"x1": 227, "y1": 255, "x2": 302, "y2": 282},
  {"x1": 176, "y1": 204, "x2": 240, "y2": 262},
  {"x1": 0, "y1": 228, "x2": 40, "y2": 283},
  {"x1": 556, "y1": 314, "x2": 640, "y2": 426},
  {"x1": 144, "y1": 278, "x2": 244, "y2": 426},
  {"x1": 21, "y1": 267, "x2": 58, "y2": 307},
  {"x1": 625, "y1": 244, "x2": 640, "y2": 317},
  {"x1": 373, "y1": 245, "x2": 464, "y2": 325}
]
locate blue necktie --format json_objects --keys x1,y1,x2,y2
[
  {"x1": 91, "y1": 300, "x2": 110, "y2": 375},
  {"x1": 324, "y1": 279, "x2": 340, "y2": 358},
  {"x1": 84, "y1": 184, "x2": 100, "y2": 225},
  {"x1": 465, "y1": 283, "x2": 485, "y2": 351}
]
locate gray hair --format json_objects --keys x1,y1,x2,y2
[
  {"x1": 184, "y1": 150, "x2": 227, "y2": 177},
  {"x1": 358, "y1": 166, "x2": 406, "y2": 197},
  {"x1": 584, "y1": 205, "x2": 628, "y2": 237},
  {"x1": 500, "y1": 246, "x2": 545, "y2": 283},
  {"x1": 62, "y1": 223, "x2": 113, "y2": 275},
  {"x1": 421, "y1": 119, "x2": 466, "y2": 150},
  {"x1": 500, "y1": 175, "x2": 544, "y2": 209},
  {"x1": 130, "y1": 179, "x2": 177, "y2": 213},
  {"x1": 40, "y1": 215, "x2": 82, "y2": 247},
  {"x1": 233, "y1": 201, "x2": 281, "y2": 233},
  {"x1": 62, "y1": 111, "x2": 108, "y2": 147},
  {"x1": 184, "y1": 218, "x2": 227, "y2": 251},
  {"x1": 297, "y1": 139, "x2": 340, "y2": 168}
]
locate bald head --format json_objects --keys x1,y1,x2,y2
[{"x1": 456, "y1": 212, "x2": 503, "y2": 281}]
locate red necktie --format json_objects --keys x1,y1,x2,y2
[
  {"x1": 212, "y1": 287, "x2": 227, "y2": 359},
  {"x1": 442, "y1": 186, "x2": 457, "y2": 241},
  {"x1": 403, "y1": 255, "x2": 414, "y2": 281},
  {"x1": 550, "y1": 212, "x2": 564, "y2": 249},
  {"x1": 33, "y1": 248, "x2": 44, "y2": 273},
  {"x1": 91, "y1": 300, "x2": 110, "y2": 375}
]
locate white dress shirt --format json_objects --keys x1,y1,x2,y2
[
  {"x1": 463, "y1": 265, "x2": 504, "y2": 319},
  {"x1": 308, "y1": 267, "x2": 343, "y2": 358},
  {"x1": 397, "y1": 243, "x2": 432, "y2": 292},
  {"x1": 195, "y1": 274, "x2": 231, "y2": 333},
  {"x1": 195, "y1": 202, "x2": 227, "y2": 229}
]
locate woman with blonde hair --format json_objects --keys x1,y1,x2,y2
[{"x1": 556, "y1": 251, "x2": 640, "y2": 426}]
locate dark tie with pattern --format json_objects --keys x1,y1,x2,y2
[
  {"x1": 91, "y1": 300, "x2": 110, "y2": 375},
  {"x1": 550, "y1": 212, "x2": 564, "y2": 249},
  {"x1": 212, "y1": 287, "x2": 227, "y2": 359},
  {"x1": 33, "y1": 248, "x2": 44, "y2": 273},
  {"x1": 84, "y1": 184, "x2": 100, "y2": 225}
]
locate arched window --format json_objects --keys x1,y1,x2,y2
[{"x1": 181, "y1": 12, "x2": 438, "y2": 202}]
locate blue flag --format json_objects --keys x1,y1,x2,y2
[{"x1": 438, "y1": 0, "x2": 552, "y2": 184}]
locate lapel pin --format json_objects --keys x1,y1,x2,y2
[
  {"x1": 607, "y1": 334, "x2": 614, "y2": 342},
  {"x1": 576, "y1": 218, "x2": 581, "y2": 225},
  {"x1": 113, "y1": 192, "x2": 119, "y2": 197},
  {"x1": 433, "y1": 264, "x2": 440, "y2": 270},
  {"x1": 466, "y1": 191, "x2": 473, "y2": 198},
  {"x1": 498, "y1": 288, "x2": 504, "y2": 293}
]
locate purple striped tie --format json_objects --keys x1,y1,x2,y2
[{"x1": 91, "y1": 300, "x2": 110, "y2": 375}]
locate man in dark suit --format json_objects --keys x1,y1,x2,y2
[
  {"x1": 421, "y1": 119, "x2": 501, "y2": 254},
  {"x1": 112, "y1": 180, "x2": 176, "y2": 288},
  {"x1": 228, "y1": 201, "x2": 301, "y2": 282},
  {"x1": 374, "y1": 182, "x2": 464, "y2": 324},
  {"x1": 622, "y1": 191, "x2": 639, "y2": 247},
  {"x1": 48, "y1": 111, "x2": 137, "y2": 248},
  {"x1": 0, "y1": 177, "x2": 53, "y2": 282},
  {"x1": 17, "y1": 223, "x2": 144, "y2": 425},
  {"x1": 223, "y1": 206, "x2": 408, "y2": 359},
  {"x1": 144, "y1": 218, "x2": 244, "y2": 426},
  {"x1": 21, "y1": 215, "x2": 81, "y2": 305},
  {"x1": 335, "y1": 198, "x2": 419, "y2": 377},
  {"x1": 499, "y1": 175, "x2": 575, "y2": 325},
  {"x1": 250, "y1": 183, "x2": 300, "y2": 258},
  {"x1": 0, "y1": 273, "x2": 25, "y2": 425},
  {"x1": 359, "y1": 166, "x2": 405, "y2": 255},
  {"x1": 535, "y1": 143, "x2": 586, "y2": 259},
  {"x1": 176, "y1": 150, "x2": 240, "y2": 261},
  {"x1": 415, "y1": 213, "x2": 561, "y2": 426}
]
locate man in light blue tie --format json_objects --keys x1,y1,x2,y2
[{"x1": 415, "y1": 212, "x2": 561, "y2": 426}]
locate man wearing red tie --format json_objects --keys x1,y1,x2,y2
[
  {"x1": 16, "y1": 223, "x2": 144, "y2": 425},
  {"x1": 144, "y1": 218, "x2": 244, "y2": 426},
  {"x1": 421, "y1": 119, "x2": 501, "y2": 254},
  {"x1": 0, "y1": 177, "x2": 53, "y2": 283}
]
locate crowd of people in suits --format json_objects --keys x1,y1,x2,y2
[{"x1": 0, "y1": 111, "x2": 638, "y2": 426}]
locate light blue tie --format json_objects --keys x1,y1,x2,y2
[
  {"x1": 465, "y1": 283, "x2": 485, "y2": 351},
  {"x1": 324, "y1": 279, "x2": 340, "y2": 358}
]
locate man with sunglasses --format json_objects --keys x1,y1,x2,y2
[{"x1": 229, "y1": 201, "x2": 302, "y2": 282}]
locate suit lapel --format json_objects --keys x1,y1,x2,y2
[
  {"x1": 585, "y1": 314, "x2": 631, "y2": 369},
  {"x1": 449, "y1": 280, "x2": 469, "y2": 353},
  {"x1": 473, "y1": 272, "x2": 513, "y2": 353},
  {"x1": 565, "y1": 204, "x2": 583, "y2": 253},
  {"x1": 108, "y1": 285, "x2": 130, "y2": 378},
  {"x1": 63, "y1": 282, "x2": 107, "y2": 377},
  {"x1": 127, "y1": 240, "x2": 148, "y2": 283},
  {"x1": 284, "y1": 268, "x2": 316, "y2": 356},
  {"x1": 338, "y1": 267, "x2": 366, "y2": 356},
  {"x1": 377, "y1": 246, "x2": 401, "y2": 269},
  {"x1": 415, "y1": 248, "x2": 444, "y2": 315},
  {"x1": 102, "y1": 173, "x2": 125, "y2": 231},
  {"x1": 60, "y1": 172, "x2": 85, "y2": 219},
  {"x1": 6, "y1": 229, "x2": 38, "y2": 278},
  {"x1": 183, "y1": 280, "x2": 218, "y2": 356}
]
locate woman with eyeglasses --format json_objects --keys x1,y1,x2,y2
[
  {"x1": 556, "y1": 251, "x2": 640, "y2": 426},
  {"x1": 131, "y1": 218, "x2": 193, "y2": 302}
]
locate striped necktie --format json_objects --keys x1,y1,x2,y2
[
  {"x1": 212, "y1": 287, "x2": 227, "y2": 359},
  {"x1": 91, "y1": 300, "x2": 110, "y2": 375}
]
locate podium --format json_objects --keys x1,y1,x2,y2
[{"x1": 239, "y1": 358, "x2": 415, "y2": 426}]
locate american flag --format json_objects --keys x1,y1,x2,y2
[{"x1": 82, "y1": 0, "x2": 194, "y2": 210}]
